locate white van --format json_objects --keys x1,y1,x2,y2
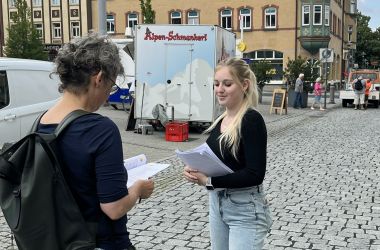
[{"x1": 0, "y1": 58, "x2": 61, "y2": 148}]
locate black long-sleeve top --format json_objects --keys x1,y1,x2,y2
[{"x1": 206, "y1": 109, "x2": 267, "y2": 188}]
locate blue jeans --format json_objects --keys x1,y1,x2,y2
[
  {"x1": 209, "y1": 185, "x2": 272, "y2": 250},
  {"x1": 293, "y1": 91, "x2": 303, "y2": 108}
]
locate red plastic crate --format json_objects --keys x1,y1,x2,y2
[{"x1": 165, "y1": 122, "x2": 189, "y2": 142}]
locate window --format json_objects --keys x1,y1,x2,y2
[
  {"x1": 127, "y1": 13, "x2": 138, "y2": 28},
  {"x1": 0, "y1": 71, "x2": 10, "y2": 110},
  {"x1": 34, "y1": 23, "x2": 43, "y2": 39},
  {"x1": 69, "y1": 0, "x2": 79, "y2": 4},
  {"x1": 220, "y1": 9, "x2": 232, "y2": 30},
  {"x1": 348, "y1": 25, "x2": 353, "y2": 42},
  {"x1": 107, "y1": 14, "x2": 115, "y2": 33},
  {"x1": 350, "y1": 0, "x2": 356, "y2": 14},
  {"x1": 51, "y1": 0, "x2": 60, "y2": 5},
  {"x1": 170, "y1": 11, "x2": 181, "y2": 24},
  {"x1": 244, "y1": 50, "x2": 284, "y2": 81},
  {"x1": 338, "y1": 19, "x2": 341, "y2": 36},
  {"x1": 240, "y1": 8, "x2": 251, "y2": 29},
  {"x1": 52, "y1": 23, "x2": 61, "y2": 38},
  {"x1": 313, "y1": 5, "x2": 322, "y2": 25},
  {"x1": 33, "y1": 0, "x2": 42, "y2": 6},
  {"x1": 302, "y1": 5, "x2": 310, "y2": 25},
  {"x1": 324, "y1": 5, "x2": 330, "y2": 26},
  {"x1": 265, "y1": 7, "x2": 276, "y2": 28},
  {"x1": 9, "y1": 0, "x2": 16, "y2": 7},
  {"x1": 187, "y1": 10, "x2": 199, "y2": 25},
  {"x1": 71, "y1": 21, "x2": 80, "y2": 38}
]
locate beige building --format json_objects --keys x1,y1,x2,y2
[
  {"x1": 89, "y1": 0, "x2": 357, "y2": 83},
  {"x1": 1, "y1": 0, "x2": 91, "y2": 59},
  {"x1": 1, "y1": 0, "x2": 357, "y2": 82}
]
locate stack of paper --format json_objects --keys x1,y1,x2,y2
[
  {"x1": 124, "y1": 154, "x2": 170, "y2": 188},
  {"x1": 175, "y1": 143, "x2": 233, "y2": 177}
]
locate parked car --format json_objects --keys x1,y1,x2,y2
[{"x1": 0, "y1": 58, "x2": 61, "y2": 149}]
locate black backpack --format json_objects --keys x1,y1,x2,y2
[
  {"x1": 354, "y1": 79, "x2": 364, "y2": 91},
  {"x1": 0, "y1": 110, "x2": 97, "y2": 250}
]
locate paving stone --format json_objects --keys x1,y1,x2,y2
[{"x1": 2, "y1": 102, "x2": 380, "y2": 249}]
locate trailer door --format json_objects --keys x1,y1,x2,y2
[{"x1": 164, "y1": 43, "x2": 193, "y2": 120}]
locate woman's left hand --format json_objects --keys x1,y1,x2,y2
[{"x1": 183, "y1": 166, "x2": 208, "y2": 186}]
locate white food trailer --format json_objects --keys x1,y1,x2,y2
[{"x1": 134, "y1": 24, "x2": 236, "y2": 126}]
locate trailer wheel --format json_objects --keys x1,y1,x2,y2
[{"x1": 342, "y1": 99, "x2": 348, "y2": 107}]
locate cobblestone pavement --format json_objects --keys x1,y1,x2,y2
[{"x1": 1, "y1": 99, "x2": 380, "y2": 249}]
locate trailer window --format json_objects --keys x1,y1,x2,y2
[{"x1": 0, "y1": 71, "x2": 10, "y2": 109}]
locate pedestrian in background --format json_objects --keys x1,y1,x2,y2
[
  {"x1": 364, "y1": 78, "x2": 373, "y2": 109},
  {"x1": 184, "y1": 58, "x2": 272, "y2": 250},
  {"x1": 352, "y1": 76, "x2": 365, "y2": 110},
  {"x1": 37, "y1": 34, "x2": 154, "y2": 250},
  {"x1": 311, "y1": 77, "x2": 325, "y2": 111},
  {"x1": 293, "y1": 73, "x2": 304, "y2": 109}
]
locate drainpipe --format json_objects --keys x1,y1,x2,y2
[
  {"x1": 295, "y1": 0, "x2": 298, "y2": 59},
  {"x1": 98, "y1": 0, "x2": 106, "y2": 36},
  {"x1": 340, "y1": 0, "x2": 345, "y2": 89}
]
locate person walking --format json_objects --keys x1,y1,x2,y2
[
  {"x1": 293, "y1": 73, "x2": 304, "y2": 109},
  {"x1": 37, "y1": 35, "x2": 154, "y2": 250},
  {"x1": 352, "y1": 76, "x2": 365, "y2": 110},
  {"x1": 183, "y1": 58, "x2": 272, "y2": 250},
  {"x1": 364, "y1": 78, "x2": 373, "y2": 109},
  {"x1": 311, "y1": 77, "x2": 325, "y2": 111}
]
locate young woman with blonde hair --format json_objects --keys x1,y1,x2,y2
[{"x1": 184, "y1": 57, "x2": 272, "y2": 250}]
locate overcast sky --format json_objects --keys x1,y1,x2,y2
[{"x1": 357, "y1": 0, "x2": 380, "y2": 31}]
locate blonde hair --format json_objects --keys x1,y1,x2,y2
[{"x1": 205, "y1": 57, "x2": 258, "y2": 159}]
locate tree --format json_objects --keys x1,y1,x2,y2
[
  {"x1": 354, "y1": 12, "x2": 380, "y2": 68},
  {"x1": 250, "y1": 60, "x2": 273, "y2": 103},
  {"x1": 140, "y1": 0, "x2": 156, "y2": 24},
  {"x1": 4, "y1": 0, "x2": 46, "y2": 60},
  {"x1": 283, "y1": 56, "x2": 320, "y2": 92}
]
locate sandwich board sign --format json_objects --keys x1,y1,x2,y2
[{"x1": 270, "y1": 88, "x2": 287, "y2": 115}]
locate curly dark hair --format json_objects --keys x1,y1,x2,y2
[{"x1": 54, "y1": 34, "x2": 124, "y2": 95}]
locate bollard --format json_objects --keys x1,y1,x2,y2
[{"x1": 329, "y1": 82, "x2": 336, "y2": 104}]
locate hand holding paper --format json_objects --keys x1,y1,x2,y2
[
  {"x1": 124, "y1": 154, "x2": 170, "y2": 188},
  {"x1": 176, "y1": 143, "x2": 233, "y2": 177}
]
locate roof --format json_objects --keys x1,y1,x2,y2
[{"x1": 0, "y1": 58, "x2": 54, "y2": 71}]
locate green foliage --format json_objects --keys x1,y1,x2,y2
[
  {"x1": 283, "y1": 56, "x2": 320, "y2": 92},
  {"x1": 355, "y1": 12, "x2": 380, "y2": 68},
  {"x1": 140, "y1": 0, "x2": 156, "y2": 24},
  {"x1": 4, "y1": 0, "x2": 46, "y2": 60},
  {"x1": 249, "y1": 60, "x2": 273, "y2": 90}
]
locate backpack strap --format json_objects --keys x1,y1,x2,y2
[
  {"x1": 30, "y1": 111, "x2": 48, "y2": 133},
  {"x1": 54, "y1": 110, "x2": 91, "y2": 137}
]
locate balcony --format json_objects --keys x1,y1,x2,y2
[{"x1": 299, "y1": 25, "x2": 330, "y2": 54}]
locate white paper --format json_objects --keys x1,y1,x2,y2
[
  {"x1": 124, "y1": 154, "x2": 170, "y2": 188},
  {"x1": 176, "y1": 143, "x2": 233, "y2": 177},
  {"x1": 124, "y1": 154, "x2": 147, "y2": 170}
]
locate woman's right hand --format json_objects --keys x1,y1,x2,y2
[{"x1": 135, "y1": 179, "x2": 154, "y2": 199}]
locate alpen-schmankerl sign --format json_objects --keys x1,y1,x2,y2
[{"x1": 144, "y1": 28, "x2": 208, "y2": 42}]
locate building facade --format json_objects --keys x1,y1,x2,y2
[
  {"x1": 1, "y1": 0, "x2": 357, "y2": 82},
  {"x1": 89, "y1": 0, "x2": 357, "y2": 83},
  {"x1": 1, "y1": 0, "x2": 91, "y2": 59}
]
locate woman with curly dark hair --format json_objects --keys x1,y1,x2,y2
[{"x1": 37, "y1": 34, "x2": 154, "y2": 250}]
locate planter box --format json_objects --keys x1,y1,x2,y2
[{"x1": 288, "y1": 89, "x2": 308, "y2": 108}]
